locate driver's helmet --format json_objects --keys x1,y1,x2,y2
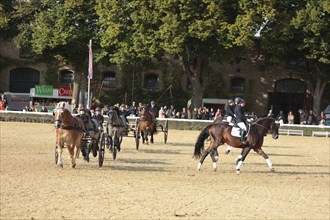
[
  {"x1": 228, "y1": 99, "x2": 234, "y2": 104},
  {"x1": 151, "y1": 100, "x2": 156, "y2": 105},
  {"x1": 234, "y1": 97, "x2": 242, "y2": 104},
  {"x1": 95, "y1": 107, "x2": 101, "y2": 112},
  {"x1": 240, "y1": 99, "x2": 245, "y2": 104}
]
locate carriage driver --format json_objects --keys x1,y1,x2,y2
[
  {"x1": 234, "y1": 97, "x2": 248, "y2": 145},
  {"x1": 225, "y1": 99, "x2": 235, "y2": 124}
]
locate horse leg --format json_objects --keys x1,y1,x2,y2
[
  {"x1": 57, "y1": 143, "x2": 64, "y2": 168},
  {"x1": 225, "y1": 145, "x2": 233, "y2": 154},
  {"x1": 150, "y1": 131, "x2": 154, "y2": 144},
  {"x1": 197, "y1": 147, "x2": 211, "y2": 171},
  {"x1": 209, "y1": 148, "x2": 218, "y2": 171},
  {"x1": 67, "y1": 145, "x2": 76, "y2": 168},
  {"x1": 235, "y1": 148, "x2": 244, "y2": 165},
  {"x1": 236, "y1": 147, "x2": 251, "y2": 174},
  {"x1": 254, "y1": 148, "x2": 275, "y2": 172},
  {"x1": 145, "y1": 129, "x2": 149, "y2": 145}
]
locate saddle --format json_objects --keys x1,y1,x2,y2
[{"x1": 230, "y1": 124, "x2": 251, "y2": 138}]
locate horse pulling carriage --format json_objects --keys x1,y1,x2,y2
[
  {"x1": 133, "y1": 107, "x2": 169, "y2": 150},
  {"x1": 53, "y1": 102, "x2": 119, "y2": 168}
]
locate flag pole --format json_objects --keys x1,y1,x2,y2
[{"x1": 87, "y1": 39, "x2": 92, "y2": 109}]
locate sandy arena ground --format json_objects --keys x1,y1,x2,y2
[{"x1": 0, "y1": 122, "x2": 329, "y2": 219}]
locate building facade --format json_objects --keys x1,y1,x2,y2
[{"x1": 0, "y1": 39, "x2": 312, "y2": 122}]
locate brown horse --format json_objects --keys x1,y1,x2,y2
[
  {"x1": 194, "y1": 117, "x2": 280, "y2": 173},
  {"x1": 138, "y1": 107, "x2": 156, "y2": 144},
  {"x1": 53, "y1": 102, "x2": 85, "y2": 168}
]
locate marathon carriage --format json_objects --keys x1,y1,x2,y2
[
  {"x1": 133, "y1": 108, "x2": 169, "y2": 150},
  {"x1": 53, "y1": 102, "x2": 109, "y2": 168}
]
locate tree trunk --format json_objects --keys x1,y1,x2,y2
[
  {"x1": 313, "y1": 78, "x2": 327, "y2": 115},
  {"x1": 181, "y1": 54, "x2": 208, "y2": 111},
  {"x1": 71, "y1": 71, "x2": 81, "y2": 105}
]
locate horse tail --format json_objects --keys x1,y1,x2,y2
[{"x1": 193, "y1": 124, "x2": 212, "y2": 159}]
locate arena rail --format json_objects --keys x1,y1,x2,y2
[{"x1": 1, "y1": 110, "x2": 330, "y2": 137}]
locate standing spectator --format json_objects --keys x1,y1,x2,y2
[
  {"x1": 158, "y1": 106, "x2": 166, "y2": 118},
  {"x1": 306, "y1": 110, "x2": 317, "y2": 125},
  {"x1": 129, "y1": 101, "x2": 138, "y2": 116},
  {"x1": 40, "y1": 105, "x2": 48, "y2": 112},
  {"x1": 287, "y1": 111, "x2": 294, "y2": 124},
  {"x1": 215, "y1": 109, "x2": 222, "y2": 120},
  {"x1": 318, "y1": 111, "x2": 325, "y2": 125},
  {"x1": 168, "y1": 105, "x2": 176, "y2": 118},
  {"x1": 192, "y1": 108, "x2": 198, "y2": 119},
  {"x1": 298, "y1": 109, "x2": 307, "y2": 124},
  {"x1": 0, "y1": 94, "x2": 8, "y2": 110},
  {"x1": 209, "y1": 108, "x2": 215, "y2": 120},
  {"x1": 180, "y1": 107, "x2": 188, "y2": 119},
  {"x1": 277, "y1": 110, "x2": 285, "y2": 125}
]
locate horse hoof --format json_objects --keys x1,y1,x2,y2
[
  {"x1": 57, "y1": 164, "x2": 63, "y2": 168},
  {"x1": 72, "y1": 164, "x2": 76, "y2": 168},
  {"x1": 270, "y1": 167, "x2": 275, "y2": 172},
  {"x1": 214, "y1": 156, "x2": 219, "y2": 162},
  {"x1": 236, "y1": 169, "x2": 240, "y2": 175},
  {"x1": 197, "y1": 163, "x2": 202, "y2": 171}
]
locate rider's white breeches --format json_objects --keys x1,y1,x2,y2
[
  {"x1": 237, "y1": 122, "x2": 247, "y2": 131},
  {"x1": 227, "y1": 116, "x2": 233, "y2": 123}
]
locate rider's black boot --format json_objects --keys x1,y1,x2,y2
[{"x1": 240, "y1": 130, "x2": 247, "y2": 146}]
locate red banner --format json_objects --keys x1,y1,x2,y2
[{"x1": 58, "y1": 85, "x2": 72, "y2": 97}]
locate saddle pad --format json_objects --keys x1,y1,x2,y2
[{"x1": 231, "y1": 127, "x2": 241, "y2": 137}]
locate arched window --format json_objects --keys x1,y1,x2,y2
[
  {"x1": 230, "y1": 77, "x2": 245, "y2": 93},
  {"x1": 9, "y1": 67, "x2": 40, "y2": 93},
  {"x1": 144, "y1": 73, "x2": 159, "y2": 89},
  {"x1": 275, "y1": 79, "x2": 305, "y2": 93},
  {"x1": 59, "y1": 70, "x2": 73, "y2": 85},
  {"x1": 102, "y1": 71, "x2": 116, "y2": 87}
]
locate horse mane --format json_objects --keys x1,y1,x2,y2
[
  {"x1": 56, "y1": 101, "x2": 72, "y2": 112},
  {"x1": 254, "y1": 117, "x2": 275, "y2": 124}
]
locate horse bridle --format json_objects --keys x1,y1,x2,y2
[{"x1": 253, "y1": 120, "x2": 279, "y2": 134}]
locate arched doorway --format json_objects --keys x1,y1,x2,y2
[
  {"x1": 268, "y1": 78, "x2": 306, "y2": 124},
  {"x1": 9, "y1": 67, "x2": 40, "y2": 93}
]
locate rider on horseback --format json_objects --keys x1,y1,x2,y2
[
  {"x1": 234, "y1": 97, "x2": 248, "y2": 145},
  {"x1": 225, "y1": 99, "x2": 235, "y2": 124}
]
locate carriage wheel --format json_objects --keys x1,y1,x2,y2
[
  {"x1": 135, "y1": 123, "x2": 140, "y2": 150},
  {"x1": 112, "y1": 137, "x2": 118, "y2": 160},
  {"x1": 54, "y1": 144, "x2": 58, "y2": 165},
  {"x1": 98, "y1": 133, "x2": 106, "y2": 167},
  {"x1": 164, "y1": 120, "x2": 169, "y2": 144}
]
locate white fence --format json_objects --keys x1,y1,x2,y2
[{"x1": 1, "y1": 110, "x2": 330, "y2": 137}]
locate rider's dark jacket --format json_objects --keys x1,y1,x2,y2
[
  {"x1": 225, "y1": 104, "x2": 235, "y2": 117},
  {"x1": 234, "y1": 105, "x2": 247, "y2": 123}
]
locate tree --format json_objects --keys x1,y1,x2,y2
[
  {"x1": 292, "y1": 0, "x2": 330, "y2": 114},
  {"x1": 96, "y1": 0, "x2": 274, "y2": 110},
  {"x1": 258, "y1": 0, "x2": 330, "y2": 114},
  {"x1": 12, "y1": 0, "x2": 99, "y2": 105}
]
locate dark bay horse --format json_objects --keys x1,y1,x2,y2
[
  {"x1": 194, "y1": 117, "x2": 280, "y2": 173},
  {"x1": 107, "y1": 108, "x2": 125, "y2": 152},
  {"x1": 53, "y1": 102, "x2": 85, "y2": 168},
  {"x1": 138, "y1": 107, "x2": 156, "y2": 144}
]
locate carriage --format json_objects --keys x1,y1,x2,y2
[
  {"x1": 133, "y1": 116, "x2": 169, "y2": 150},
  {"x1": 53, "y1": 102, "x2": 115, "y2": 168},
  {"x1": 54, "y1": 121, "x2": 110, "y2": 167}
]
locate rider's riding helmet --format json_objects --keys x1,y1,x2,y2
[
  {"x1": 234, "y1": 97, "x2": 242, "y2": 105},
  {"x1": 228, "y1": 99, "x2": 234, "y2": 104}
]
